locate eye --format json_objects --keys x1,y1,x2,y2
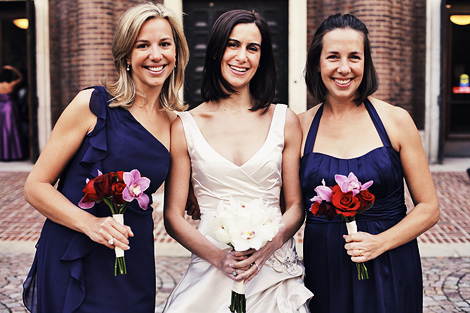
[
  {"x1": 227, "y1": 41, "x2": 239, "y2": 48},
  {"x1": 247, "y1": 44, "x2": 260, "y2": 52},
  {"x1": 326, "y1": 55, "x2": 339, "y2": 60},
  {"x1": 161, "y1": 41, "x2": 172, "y2": 48},
  {"x1": 350, "y1": 54, "x2": 362, "y2": 61},
  {"x1": 136, "y1": 42, "x2": 149, "y2": 49}
]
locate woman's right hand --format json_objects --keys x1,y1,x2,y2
[
  {"x1": 219, "y1": 250, "x2": 250, "y2": 281},
  {"x1": 85, "y1": 215, "x2": 134, "y2": 251}
]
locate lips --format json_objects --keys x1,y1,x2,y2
[
  {"x1": 334, "y1": 78, "x2": 352, "y2": 85},
  {"x1": 145, "y1": 65, "x2": 165, "y2": 73},
  {"x1": 229, "y1": 65, "x2": 248, "y2": 73}
]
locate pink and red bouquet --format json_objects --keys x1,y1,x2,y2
[
  {"x1": 310, "y1": 172, "x2": 375, "y2": 279},
  {"x1": 78, "y1": 169, "x2": 150, "y2": 275}
]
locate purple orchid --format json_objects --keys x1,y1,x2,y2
[
  {"x1": 123, "y1": 169, "x2": 151, "y2": 210},
  {"x1": 310, "y1": 179, "x2": 333, "y2": 203},
  {"x1": 334, "y1": 172, "x2": 373, "y2": 196}
]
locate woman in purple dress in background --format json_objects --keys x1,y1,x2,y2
[
  {"x1": 299, "y1": 14, "x2": 440, "y2": 313},
  {"x1": 0, "y1": 65, "x2": 24, "y2": 161},
  {"x1": 22, "y1": 3, "x2": 189, "y2": 312}
]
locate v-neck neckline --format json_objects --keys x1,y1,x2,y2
[{"x1": 186, "y1": 105, "x2": 279, "y2": 168}]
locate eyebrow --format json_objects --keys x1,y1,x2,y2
[{"x1": 228, "y1": 38, "x2": 261, "y2": 48}]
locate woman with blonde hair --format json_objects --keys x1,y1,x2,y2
[{"x1": 22, "y1": 3, "x2": 188, "y2": 312}]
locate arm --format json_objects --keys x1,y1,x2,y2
[
  {"x1": 243, "y1": 108, "x2": 305, "y2": 282},
  {"x1": 344, "y1": 104, "x2": 440, "y2": 262},
  {"x1": 24, "y1": 89, "x2": 133, "y2": 251},
  {"x1": 3, "y1": 65, "x2": 23, "y2": 87},
  {"x1": 163, "y1": 118, "x2": 241, "y2": 278}
]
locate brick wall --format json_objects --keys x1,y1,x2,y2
[
  {"x1": 49, "y1": 0, "x2": 162, "y2": 124},
  {"x1": 306, "y1": 0, "x2": 426, "y2": 129}
]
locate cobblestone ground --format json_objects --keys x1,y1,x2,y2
[
  {"x1": 1, "y1": 254, "x2": 469, "y2": 313},
  {"x1": 1, "y1": 170, "x2": 470, "y2": 312}
]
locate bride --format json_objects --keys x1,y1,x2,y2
[{"x1": 163, "y1": 9, "x2": 312, "y2": 312}]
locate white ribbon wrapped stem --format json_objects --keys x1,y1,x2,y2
[
  {"x1": 346, "y1": 219, "x2": 357, "y2": 235},
  {"x1": 232, "y1": 280, "x2": 245, "y2": 294},
  {"x1": 113, "y1": 214, "x2": 125, "y2": 258}
]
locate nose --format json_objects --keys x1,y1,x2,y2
[
  {"x1": 337, "y1": 58, "x2": 351, "y2": 75},
  {"x1": 235, "y1": 48, "x2": 247, "y2": 63},
  {"x1": 149, "y1": 44, "x2": 163, "y2": 61}
]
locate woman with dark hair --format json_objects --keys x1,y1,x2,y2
[
  {"x1": 163, "y1": 9, "x2": 312, "y2": 313},
  {"x1": 0, "y1": 65, "x2": 24, "y2": 161},
  {"x1": 299, "y1": 13, "x2": 439, "y2": 312},
  {"x1": 22, "y1": 3, "x2": 189, "y2": 312}
]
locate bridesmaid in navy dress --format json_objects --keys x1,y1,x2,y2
[
  {"x1": 22, "y1": 3, "x2": 189, "y2": 312},
  {"x1": 299, "y1": 14, "x2": 440, "y2": 313}
]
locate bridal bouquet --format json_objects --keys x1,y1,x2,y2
[
  {"x1": 78, "y1": 169, "x2": 151, "y2": 275},
  {"x1": 206, "y1": 197, "x2": 283, "y2": 313},
  {"x1": 310, "y1": 172, "x2": 375, "y2": 280}
]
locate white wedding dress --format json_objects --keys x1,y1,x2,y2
[{"x1": 163, "y1": 104, "x2": 313, "y2": 313}]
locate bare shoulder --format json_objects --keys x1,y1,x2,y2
[
  {"x1": 285, "y1": 105, "x2": 300, "y2": 128},
  {"x1": 166, "y1": 110, "x2": 178, "y2": 124},
  {"x1": 368, "y1": 97, "x2": 419, "y2": 150},
  {"x1": 298, "y1": 103, "x2": 322, "y2": 134}
]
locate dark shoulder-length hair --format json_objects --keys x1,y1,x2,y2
[
  {"x1": 304, "y1": 13, "x2": 378, "y2": 106},
  {"x1": 201, "y1": 9, "x2": 276, "y2": 112}
]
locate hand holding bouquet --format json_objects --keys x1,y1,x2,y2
[
  {"x1": 78, "y1": 169, "x2": 150, "y2": 275},
  {"x1": 207, "y1": 197, "x2": 283, "y2": 313},
  {"x1": 310, "y1": 172, "x2": 375, "y2": 280}
]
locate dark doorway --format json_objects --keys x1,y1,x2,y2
[
  {"x1": 183, "y1": 0, "x2": 288, "y2": 108},
  {"x1": 443, "y1": 0, "x2": 470, "y2": 156},
  {"x1": 0, "y1": 0, "x2": 30, "y2": 160}
]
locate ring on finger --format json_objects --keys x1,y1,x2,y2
[
  {"x1": 359, "y1": 249, "x2": 363, "y2": 256},
  {"x1": 252, "y1": 262, "x2": 259, "y2": 271},
  {"x1": 232, "y1": 269, "x2": 238, "y2": 276},
  {"x1": 108, "y1": 238, "x2": 114, "y2": 245}
]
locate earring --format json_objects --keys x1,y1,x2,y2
[{"x1": 126, "y1": 63, "x2": 130, "y2": 72}]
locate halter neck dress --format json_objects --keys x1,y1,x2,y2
[
  {"x1": 23, "y1": 86, "x2": 169, "y2": 312},
  {"x1": 300, "y1": 99, "x2": 422, "y2": 313}
]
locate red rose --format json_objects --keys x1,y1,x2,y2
[
  {"x1": 357, "y1": 189, "x2": 375, "y2": 212},
  {"x1": 81, "y1": 177, "x2": 101, "y2": 203},
  {"x1": 116, "y1": 171, "x2": 124, "y2": 182},
  {"x1": 112, "y1": 181, "x2": 127, "y2": 204},
  {"x1": 331, "y1": 185, "x2": 360, "y2": 217},
  {"x1": 94, "y1": 173, "x2": 114, "y2": 198},
  {"x1": 310, "y1": 201, "x2": 337, "y2": 221}
]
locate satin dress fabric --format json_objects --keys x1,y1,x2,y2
[
  {"x1": 0, "y1": 93, "x2": 23, "y2": 160},
  {"x1": 163, "y1": 104, "x2": 313, "y2": 313},
  {"x1": 23, "y1": 86, "x2": 169, "y2": 313},
  {"x1": 300, "y1": 99, "x2": 422, "y2": 313}
]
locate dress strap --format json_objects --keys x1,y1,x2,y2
[
  {"x1": 303, "y1": 104, "x2": 323, "y2": 156},
  {"x1": 364, "y1": 98, "x2": 392, "y2": 147}
]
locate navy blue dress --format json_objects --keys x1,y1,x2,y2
[
  {"x1": 23, "y1": 86, "x2": 170, "y2": 312},
  {"x1": 300, "y1": 99, "x2": 422, "y2": 313}
]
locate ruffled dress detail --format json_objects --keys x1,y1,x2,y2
[{"x1": 23, "y1": 86, "x2": 170, "y2": 313}]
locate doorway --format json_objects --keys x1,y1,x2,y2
[
  {"x1": 0, "y1": 0, "x2": 30, "y2": 160},
  {"x1": 443, "y1": 0, "x2": 470, "y2": 156},
  {"x1": 183, "y1": 0, "x2": 289, "y2": 108}
]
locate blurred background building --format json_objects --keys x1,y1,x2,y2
[{"x1": 0, "y1": 0, "x2": 469, "y2": 163}]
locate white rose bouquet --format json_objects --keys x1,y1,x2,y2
[{"x1": 206, "y1": 197, "x2": 283, "y2": 313}]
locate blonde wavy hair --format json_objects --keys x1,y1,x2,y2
[{"x1": 103, "y1": 2, "x2": 189, "y2": 111}]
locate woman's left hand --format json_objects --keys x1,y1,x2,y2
[
  {"x1": 344, "y1": 231, "x2": 384, "y2": 263},
  {"x1": 231, "y1": 240, "x2": 278, "y2": 283}
]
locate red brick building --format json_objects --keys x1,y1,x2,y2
[{"x1": 0, "y1": 0, "x2": 469, "y2": 162}]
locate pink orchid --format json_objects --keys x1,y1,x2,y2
[
  {"x1": 123, "y1": 169, "x2": 151, "y2": 210},
  {"x1": 334, "y1": 172, "x2": 373, "y2": 196},
  {"x1": 310, "y1": 179, "x2": 333, "y2": 203}
]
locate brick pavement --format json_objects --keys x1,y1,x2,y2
[{"x1": 1, "y1": 167, "x2": 470, "y2": 312}]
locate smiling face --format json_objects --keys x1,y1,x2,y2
[
  {"x1": 220, "y1": 23, "x2": 262, "y2": 94},
  {"x1": 319, "y1": 28, "x2": 365, "y2": 104},
  {"x1": 128, "y1": 18, "x2": 176, "y2": 94}
]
